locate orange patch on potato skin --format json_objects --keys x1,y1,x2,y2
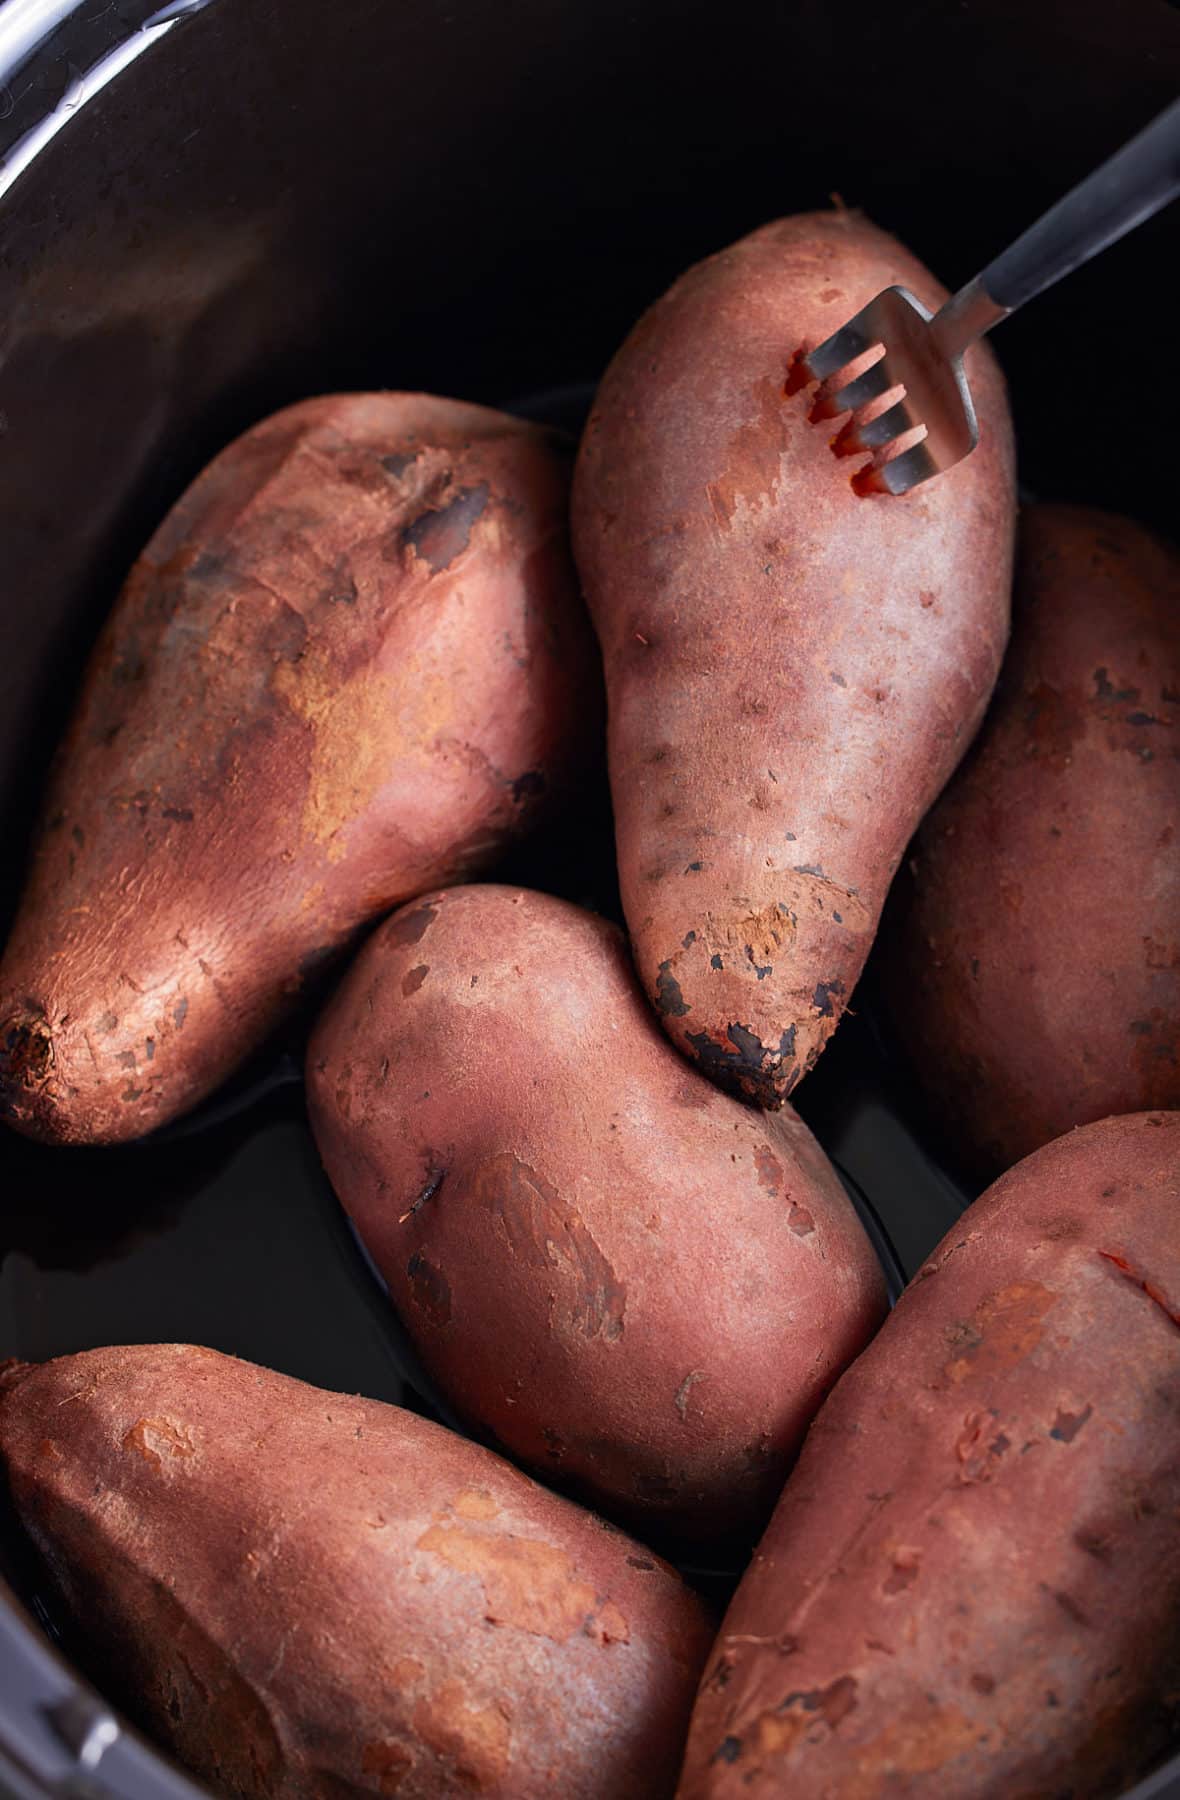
[
  {"x1": 390, "y1": 1657, "x2": 424, "y2": 1688},
  {"x1": 415, "y1": 1519, "x2": 630, "y2": 1646},
  {"x1": 944, "y1": 1282, "x2": 1057, "y2": 1385},
  {"x1": 454, "y1": 1488, "x2": 500, "y2": 1521},
  {"x1": 360, "y1": 1739, "x2": 414, "y2": 1794},
  {"x1": 411, "y1": 1682, "x2": 511, "y2": 1789},
  {"x1": 121, "y1": 1417, "x2": 196, "y2": 1468}
]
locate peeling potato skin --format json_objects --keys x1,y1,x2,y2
[
  {"x1": 882, "y1": 505, "x2": 1180, "y2": 1179},
  {"x1": 0, "y1": 394, "x2": 600, "y2": 1144},
  {"x1": 0, "y1": 1343, "x2": 711, "y2": 1800},
  {"x1": 677, "y1": 1112, "x2": 1180, "y2": 1800},
  {"x1": 305, "y1": 885, "x2": 886, "y2": 1543},
  {"x1": 571, "y1": 210, "x2": 1015, "y2": 1106}
]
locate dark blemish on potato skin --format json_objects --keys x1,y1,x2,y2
[
  {"x1": 1041, "y1": 1585, "x2": 1089, "y2": 1627},
  {"x1": 401, "y1": 964, "x2": 429, "y2": 998},
  {"x1": 510, "y1": 770, "x2": 546, "y2": 804},
  {"x1": 627, "y1": 1555, "x2": 656, "y2": 1571},
  {"x1": 745, "y1": 946, "x2": 773, "y2": 979},
  {"x1": 385, "y1": 903, "x2": 438, "y2": 950},
  {"x1": 970, "y1": 1673, "x2": 996, "y2": 1695},
  {"x1": 406, "y1": 1251, "x2": 451, "y2": 1326},
  {"x1": 1075, "y1": 1528, "x2": 1113, "y2": 1563},
  {"x1": 710, "y1": 953, "x2": 724, "y2": 970},
  {"x1": 682, "y1": 930, "x2": 697, "y2": 949},
  {"x1": 778, "y1": 1676, "x2": 859, "y2": 1728},
  {"x1": 1093, "y1": 668, "x2": 1140, "y2": 704},
  {"x1": 161, "y1": 806, "x2": 193, "y2": 823},
  {"x1": 401, "y1": 482, "x2": 490, "y2": 572},
  {"x1": 655, "y1": 961, "x2": 690, "y2": 1018},
  {"x1": 0, "y1": 1018, "x2": 54, "y2": 1095},
  {"x1": 173, "y1": 998, "x2": 188, "y2": 1028},
  {"x1": 794, "y1": 861, "x2": 826, "y2": 878},
  {"x1": 400, "y1": 1168, "x2": 445, "y2": 1224},
  {"x1": 686, "y1": 1021, "x2": 798, "y2": 1104},
  {"x1": 1050, "y1": 1404, "x2": 1093, "y2": 1443},
  {"x1": 812, "y1": 979, "x2": 844, "y2": 1017},
  {"x1": 685, "y1": 861, "x2": 703, "y2": 873},
  {"x1": 713, "y1": 1737, "x2": 743, "y2": 1765}
]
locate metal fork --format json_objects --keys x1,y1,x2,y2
[{"x1": 796, "y1": 96, "x2": 1180, "y2": 496}]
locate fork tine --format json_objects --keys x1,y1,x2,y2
[
  {"x1": 830, "y1": 357, "x2": 896, "y2": 416},
  {"x1": 871, "y1": 438, "x2": 939, "y2": 496},
  {"x1": 803, "y1": 315, "x2": 878, "y2": 381},
  {"x1": 846, "y1": 398, "x2": 912, "y2": 452}
]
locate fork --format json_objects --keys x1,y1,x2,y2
[{"x1": 795, "y1": 96, "x2": 1180, "y2": 496}]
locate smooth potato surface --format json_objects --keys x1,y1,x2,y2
[
  {"x1": 573, "y1": 209, "x2": 1016, "y2": 1105},
  {"x1": 307, "y1": 885, "x2": 886, "y2": 1541},
  {"x1": 882, "y1": 504, "x2": 1180, "y2": 1177},
  {"x1": 0, "y1": 1344, "x2": 712, "y2": 1800},
  {"x1": 678, "y1": 1111, "x2": 1180, "y2": 1800},
  {"x1": 0, "y1": 394, "x2": 598, "y2": 1144}
]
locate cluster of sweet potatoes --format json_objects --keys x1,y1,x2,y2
[{"x1": 1, "y1": 207, "x2": 1177, "y2": 1800}]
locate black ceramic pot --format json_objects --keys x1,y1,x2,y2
[{"x1": 1, "y1": 1, "x2": 1178, "y2": 1794}]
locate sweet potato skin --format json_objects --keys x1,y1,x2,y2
[
  {"x1": 677, "y1": 1111, "x2": 1180, "y2": 1800},
  {"x1": 0, "y1": 394, "x2": 598, "y2": 1145},
  {"x1": 882, "y1": 504, "x2": 1180, "y2": 1178},
  {"x1": 572, "y1": 210, "x2": 1015, "y2": 1106},
  {"x1": 306, "y1": 885, "x2": 886, "y2": 1541},
  {"x1": 0, "y1": 1343, "x2": 712, "y2": 1800}
]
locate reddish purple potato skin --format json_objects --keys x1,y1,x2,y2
[
  {"x1": 882, "y1": 504, "x2": 1180, "y2": 1179},
  {"x1": 677, "y1": 1111, "x2": 1180, "y2": 1800},
  {"x1": 306, "y1": 885, "x2": 886, "y2": 1542},
  {"x1": 0, "y1": 393, "x2": 599, "y2": 1146},
  {"x1": 572, "y1": 209, "x2": 1016, "y2": 1107},
  {"x1": 0, "y1": 1344, "x2": 713, "y2": 1800}
]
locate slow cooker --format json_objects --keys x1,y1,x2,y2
[{"x1": 1, "y1": 0, "x2": 1178, "y2": 1794}]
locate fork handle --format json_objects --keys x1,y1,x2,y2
[{"x1": 978, "y1": 96, "x2": 1180, "y2": 314}]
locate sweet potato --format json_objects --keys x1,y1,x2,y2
[
  {"x1": 572, "y1": 209, "x2": 1016, "y2": 1106},
  {"x1": 0, "y1": 1343, "x2": 712, "y2": 1800},
  {"x1": 0, "y1": 393, "x2": 598, "y2": 1145},
  {"x1": 677, "y1": 1110, "x2": 1180, "y2": 1800},
  {"x1": 881, "y1": 504, "x2": 1180, "y2": 1178},
  {"x1": 306, "y1": 885, "x2": 886, "y2": 1542}
]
